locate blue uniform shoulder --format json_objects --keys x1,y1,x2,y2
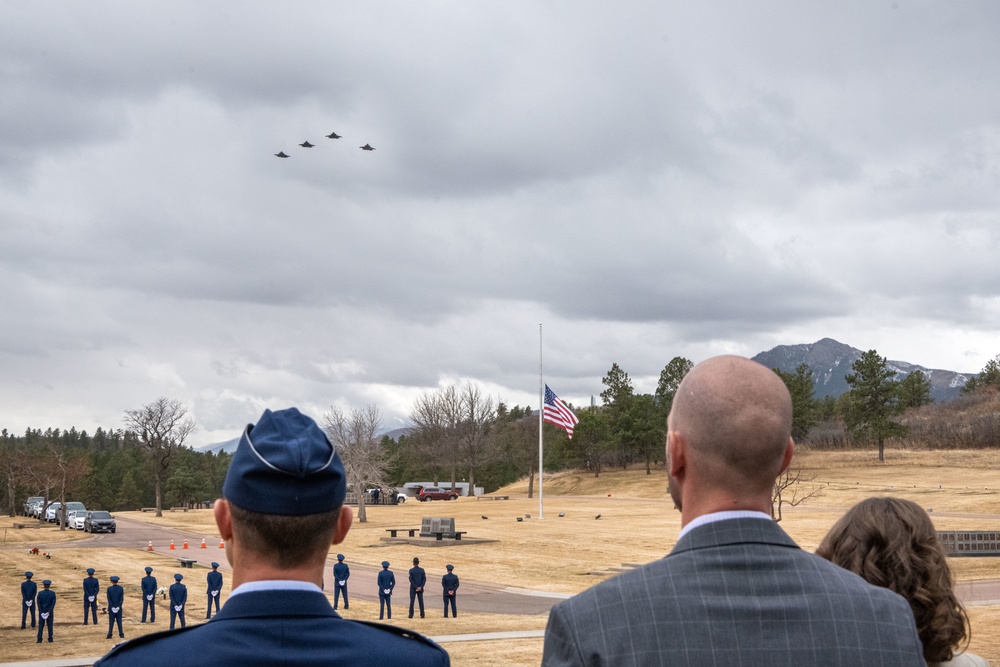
[{"x1": 94, "y1": 625, "x2": 200, "y2": 665}]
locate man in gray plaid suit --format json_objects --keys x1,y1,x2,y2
[{"x1": 542, "y1": 355, "x2": 924, "y2": 667}]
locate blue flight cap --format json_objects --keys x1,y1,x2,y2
[
  {"x1": 86, "y1": 568, "x2": 95, "y2": 575},
  {"x1": 337, "y1": 554, "x2": 345, "y2": 561},
  {"x1": 25, "y1": 571, "x2": 33, "y2": 578},
  {"x1": 222, "y1": 408, "x2": 346, "y2": 515},
  {"x1": 211, "y1": 562, "x2": 219, "y2": 568},
  {"x1": 381, "y1": 561, "x2": 390, "y2": 567},
  {"x1": 42, "y1": 580, "x2": 52, "y2": 586},
  {"x1": 145, "y1": 567, "x2": 153, "y2": 573},
  {"x1": 110, "y1": 576, "x2": 120, "y2": 582},
  {"x1": 174, "y1": 574, "x2": 183, "y2": 581},
  {"x1": 446, "y1": 564, "x2": 454, "y2": 570}
]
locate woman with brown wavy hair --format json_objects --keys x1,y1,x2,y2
[{"x1": 817, "y1": 497, "x2": 989, "y2": 667}]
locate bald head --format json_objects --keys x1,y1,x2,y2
[{"x1": 669, "y1": 356, "x2": 793, "y2": 497}]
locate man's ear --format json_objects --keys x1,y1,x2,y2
[
  {"x1": 331, "y1": 505, "x2": 353, "y2": 546},
  {"x1": 777, "y1": 437, "x2": 795, "y2": 476},
  {"x1": 667, "y1": 430, "x2": 686, "y2": 478},
  {"x1": 214, "y1": 499, "x2": 233, "y2": 541}
]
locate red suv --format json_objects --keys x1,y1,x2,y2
[{"x1": 417, "y1": 486, "x2": 459, "y2": 501}]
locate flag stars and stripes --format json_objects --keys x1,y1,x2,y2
[{"x1": 543, "y1": 385, "x2": 579, "y2": 439}]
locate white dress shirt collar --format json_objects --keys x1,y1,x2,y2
[{"x1": 678, "y1": 510, "x2": 773, "y2": 541}]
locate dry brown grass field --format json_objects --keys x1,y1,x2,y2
[{"x1": 2, "y1": 448, "x2": 999, "y2": 665}]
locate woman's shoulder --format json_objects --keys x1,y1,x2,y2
[{"x1": 934, "y1": 652, "x2": 991, "y2": 667}]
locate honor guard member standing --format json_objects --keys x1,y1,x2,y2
[
  {"x1": 83, "y1": 568, "x2": 100, "y2": 625},
  {"x1": 408, "y1": 557, "x2": 426, "y2": 618},
  {"x1": 206, "y1": 562, "x2": 223, "y2": 618},
  {"x1": 442, "y1": 565, "x2": 459, "y2": 618},
  {"x1": 106, "y1": 576, "x2": 124, "y2": 639},
  {"x1": 37, "y1": 580, "x2": 56, "y2": 643},
  {"x1": 169, "y1": 574, "x2": 187, "y2": 629},
  {"x1": 140, "y1": 567, "x2": 157, "y2": 623},
  {"x1": 93, "y1": 407, "x2": 448, "y2": 667},
  {"x1": 378, "y1": 561, "x2": 395, "y2": 620},
  {"x1": 21, "y1": 571, "x2": 37, "y2": 629},
  {"x1": 333, "y1": 554, "x2": 350, "y2": 610}
]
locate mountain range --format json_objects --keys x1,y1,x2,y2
[
  {"x1": 751, "y1": 337, "x2": 972, "y2": 403},
  {"x1": 196, "y1": 338, "x2": 974, "y2": 452}
]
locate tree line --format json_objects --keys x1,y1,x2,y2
[
  {"x1": 1, "y1": 398, "x2": 230, "y2": 525},
  {"x1": 5, "y1": 352, "x2": 998, "y2": 524}
]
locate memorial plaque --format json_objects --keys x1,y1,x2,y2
[{"x1": 421, "y1": 517, "x2": 456, "y2": 537}]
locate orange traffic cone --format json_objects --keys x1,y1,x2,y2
[
  {"x1": 183, "y1": 539, "x2": 189, "y2": 550},
  {"x1": 219, "y1": 539, "x2": 225, "y2": 549},
  {"x1": 169, "y1": 540, "x2": 175, "y2": 550},
  {"x1": 200, "y1": 538, "x2": 207, "y2": 549},
  {"x1": 147, "y1": 541, "x2": 153, "y2": 552}
]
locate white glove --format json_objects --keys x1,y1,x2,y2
[
  {"x1": 88, "y1": 596, "x2": 95, "y2": 602},
  {"x1": 146, "y1": 595, "x2": 153, "y2": 601},
  {"x1": 25, "y1": 600, "x2": 32, "y2": 607},
  {"x1": 210, "y1": 591, "x2": 218, "y2": 597},
  {"x1": 41, "y1": 613, "x2": 49, "y2": 620},
  {"x1": 111, "y1": 607, "x2": 120, "y2": 613},
  {"x1": 383, "y1": 588, "x2": 391, "y2": 594},
  {"x1": 339, "y1": 581, "x2": 345, "y2": 586},
  {"x1": 174, "y1": 605, "x2": 182, "y2": 611}
]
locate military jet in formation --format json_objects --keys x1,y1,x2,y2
[{"x1": 274, "y1": 131, "x2": 375, "y2": 157}]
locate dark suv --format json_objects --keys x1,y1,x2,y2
[
  {"x1": 84, "y1": 511, "x2": 116, "y2": 533},
  {"x1": 417, "y1": 486, "x2": 459, "y2": 501}
]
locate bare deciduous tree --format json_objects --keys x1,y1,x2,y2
[
  {"x1": 771, "y1": 465, "x2": 823, "y2": 522},
  {"x1": 123, "y1": 397, "x2": 195, "y2": 517},
  {"x1": 325, "y1": 404, "x2": 392, "y2": 523},
  {"x1": 456, "y1": 382, "x2": 496, "y2": 495}
]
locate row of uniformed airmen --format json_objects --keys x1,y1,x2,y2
[
  {"x1": 19, "y1": 562, "x2": 225, "y2": 643},
  {"x1": 332, "y1": 555, "x2": 460, "y2": 620}
]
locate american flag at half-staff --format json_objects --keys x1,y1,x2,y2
[{"x1": 543, "y1": 385, "x2": 579, "y2": 439}]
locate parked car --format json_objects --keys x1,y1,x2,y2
[
  {"x1": 71, "y1": 510, "x2": 91, "y2": 530},
  {"x1": 30, "y1": 501, "x2": 47, "y2": 518},
  {"x1": 84, "y1": 511, "x2": 116, "y2": 533},
  {"x1": 417, "y1": 486, "x2": 459, "y2": 501},
  {"x1": 23, "y1": 496, "x2": 44, "y2": 517},
  {"x1": 44, "y1": 502, "x2": 62, "y2": 522},
  {"x1": 47, "y1": 501, "x2": 87, "y2": 525}
]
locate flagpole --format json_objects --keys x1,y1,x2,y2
[{"x1": 538, "y1": 322, "x2": 544, "y2": 520}]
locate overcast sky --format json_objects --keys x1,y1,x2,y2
[{"x1": 2, "y1": 2, "x2": 998, "y2": 446}]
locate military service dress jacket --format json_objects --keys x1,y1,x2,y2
[{"x1": 93, "y1": 588, "x2": 449, "y2": 666}]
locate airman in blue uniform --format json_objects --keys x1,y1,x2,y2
[
  {"x1": 408, "y1": 557, "x2": 426, "y2": 618},
  {"x1": 106, "y1": 576, "x2": 124, "y2": 639},
  {"x1": 169, "y1": 574, "x2": 187, "y2": 630},
  {"x1": 37, "y1": 580, "x2": 56, "y2": 643},
  {"x1": 442, "y1": 565, "x2": 459, "y2": 618},
  {"x1": 93, "y1": 407, "x2": 448, "y2": 667},
  {"x1": 378, "y1": 561, "x2": 395, "y2": 620},
  {"x1": 333, "y1": 554, "x2": 350, "y2": 610},
  {"x1": 83, "y1": 568, "x2": 99, "y2": 624},
  {"x1": 21, "y1": 571, "x2": 37, "y2": 629},
  {"x1": 141, "y1": 567, "x2": 157, "y2": 623},
  {"x1": 206, "y1": 562, "x2": 223, "y2": 618}
]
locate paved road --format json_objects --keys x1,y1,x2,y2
[
  {"x1": 38, "y1": 516, "x2": 566, "y2": 615},
  {"x1": 37, "y1": 514, "x2": 1000, "y2": 610}
]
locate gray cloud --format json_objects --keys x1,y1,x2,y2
[{"x1": 2, "y1": 1, "x2": 999, "y2": 444}]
